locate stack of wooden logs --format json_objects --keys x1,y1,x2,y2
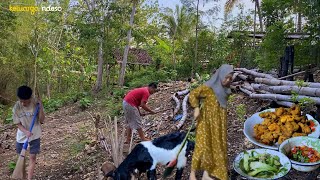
[{"x1": 232, "y1": 68, "x2": 320, "y2": 107}]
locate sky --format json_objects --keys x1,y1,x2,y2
[{"x1": 157, "y1": 0, "x2": 256, "y2": 29}]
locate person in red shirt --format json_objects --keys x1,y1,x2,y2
[{"x1": 123, "y1": 82, "x2": 157, "y2": 143}]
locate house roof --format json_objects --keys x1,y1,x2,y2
[
  {"x1": 113, "y1": 48, "x2": 152, "y2": 65},
  {"x1": 227, "y1": 31, "x2": 318, "y2": 40}
]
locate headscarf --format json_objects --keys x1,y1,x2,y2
[{"x1": 205, "y1": 64, "x2": 234, "y2": 108}]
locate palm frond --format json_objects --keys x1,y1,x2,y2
[{"x1": 225, "y1": 0, "x2": 240, "y2": 15}]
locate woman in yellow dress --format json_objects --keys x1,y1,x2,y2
[{"x1": 189, "y1": 64, "x2": 234, "y2": 180}]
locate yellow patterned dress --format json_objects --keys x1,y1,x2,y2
[{"x1": 189, "y1": 85, "x2": 228, "y2": 180}]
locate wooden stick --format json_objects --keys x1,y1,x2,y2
[{"x1": 278, "y1": 67, "x2": 317, "y2": 80}]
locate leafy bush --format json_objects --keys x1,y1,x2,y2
[
  {"x1": 236, "y1": 104, "x2": 246, "y2": 121},
  {"x1": 4, "y1": 109, "x2": 13, "y2": 124},
  {"x1": 43, "y1": 91, "x2": 90, "y2": 113},
  {"x1": 79, "y1": 97, "x2": 92, "y2": 110},
  {"x1": 105, "y1": 97, "x2": 123, "y2": 117},
  {"x1": 125, "y1": 68, "x2": 176, "y2": 88},
  {"x1": 8, "y1": 161, "x2": 16, "y2": 173}
]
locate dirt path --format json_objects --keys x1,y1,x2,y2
[{"x1": 0, "y1": 103, "x2": 105, "y2": 180}]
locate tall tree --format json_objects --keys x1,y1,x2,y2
[
  {"x1": 225, "y1": 0, "x2": 264, "y2": 32},
  {"x1": 163, "y1": 5, "x2": 195, "y2": 70},
  {"x1": 83, "y1": 0, "x2": 114, "y2": 92},
  {"x1": 119, "y1": 0, "x2": 138, "y2": 87}
]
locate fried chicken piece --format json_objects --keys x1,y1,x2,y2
[
  {"x1": 298, "y1": 122, "x2": 311, "y2": 134},
  {"x1": 293, "y1": 115, "x2": 304, "y2": 122},
  {"x1": 280, "y1": 115, "x2": 294, "y2": 123},
  {"x1": 261, "y1": 132, "x2": 274, "y2": 145},
  {"x1": 254, "y1": 124, "x2": 268, "y2": 139},
  {"x1": 292, "y1": 132, "x2": 307, "y2": 137},
  {"x1": 275, "y1": 107, "x2": 285, "y2": 116},
  {"x1": 281, "y1": 123, "x2": 294, "y2": 137},
  {"x1": 291, "y1": 105, "x2": 301, "y2": 116},
  {"x1": 259, "y1": 112, "x2": 272, "y2": 118},
  {"x1": 278, "y1": 135, "x2": 288, "y2": 144},
  {"x1": 268, "y1": 123, "x2": 281, "y2": 133},
  {"x1": 291, "y1": 122, "x2": 300, "y2": 131},
  {"x1": 262, "y1": 118, "x2": 273, "y2": 126},
  {"x1": 270, "y1": 113, "x2": 277, "y2": 120}
]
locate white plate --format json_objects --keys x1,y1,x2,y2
[
  {"x1": 244, "y1": 109, "x2": 320, "y2": 150},
  {"x1": 233, "y1": 149, "x2": 291, "y2": 180}
]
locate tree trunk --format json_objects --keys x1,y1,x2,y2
[
  {"x1": 47, "y1": 82, "x2": 51, "y2": 99},
  {"x1": 255, "y1": 0, "x2": 263, "y2": 32},
  {"x1": 251, "y1": 84, "x2": 320, "y2": 97},
  {"x1": 239, "y1": 87, "x2": 320, "y2": 105},
  {"x1": 106, "y1": 63, "x2": 110, "y2": 87},
  {"x1": 93, "y1": 37, "x2": 104, "y2": 92},
  {"x1": 192, "y1": 0, "x2": 200, "y2": 77},
  {"x1": 253, "y1": 2, "x2": 256, "y2": 48},
  {"x1": 119, "y1": 0, "x2": 137, "y2": 87},
  {"x1": 255, "y1": 78, "x2": 320, "y2": 88},
  {"x1": 297, "y1": 12, "x2": 302, "y2": 32}
]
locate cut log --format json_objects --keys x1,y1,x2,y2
[
  {"x1": 255, "y1": 78, "x2": 320, "y2": 88},
  {"x1": 176, "y1": 94, "x2": 189, "y2": 129},
  {"x1": 235, "y1": 68, "x2": 275, "y2": 79},
  {"x1": 176, "y1": 89, "x2": 190, "y2": 96},
  {"x1": 235, "y1": 73, "x2": 248, "y2": 81},
  {"x1": 251, "y1": 84, "x2": 320, "y2": 97},
  {"x1": 239, "y1": 87, "x2": 320, "y2": 105},
  {"x1": 275, "y1": 101, "x2": 294, "y2": 107},
  {"x1": 172, "y1": 95, "x2": 181, "y2": 115}
]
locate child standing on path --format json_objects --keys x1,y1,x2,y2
[{"x1": 13, "y1": 85, "x2": 45, "y2": 180}]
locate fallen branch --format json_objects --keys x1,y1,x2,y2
[
  {"x1": 255, "y1": 78, "x2": 320, "y2": 88},
  {"x1": 172, "y1": 95, "x2": 180, "y2": 115},
  {"x1": 176, "y1": 94, "x2": 189, "y2": 129},
  {"x1": 278, "y1": 67, "x2": 317, "y2": 80},
  {"x1": 251, "y1": 84, "x2": 320, "y2": 97},
  {"x1": 235, "y1": 68, "x2": 275, "y2": 79},
  {"x1": 176, "y1": 89, "x2": 190, "y2": 96}
]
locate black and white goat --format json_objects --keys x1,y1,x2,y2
[{"x1": 104, "y1": 132, "x2": 194, "y2": 180}]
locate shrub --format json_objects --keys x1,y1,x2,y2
[{"x1": 125, "y1": 68, "x2": 176, "y2": 88}]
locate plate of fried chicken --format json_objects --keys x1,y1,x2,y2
[{"x1": 244, "y1": 105, "x2": 320, "y2": 150}]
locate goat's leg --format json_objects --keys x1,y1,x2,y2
[
  {"x1": 189, "y1": 170, "x2": 196, "y2": 180},
  {"x1": 175, "y1": 168, "x2": 184, "y2": 180},
  {"x1": 202, "y1": 171, "x2": 214, "y2": 180},
  {"x1": 147, "y1": 169, "x2": 156, "y2": 180}
]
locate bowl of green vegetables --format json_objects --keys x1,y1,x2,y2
[{"x1": 234, "y1": 149, "x2": 291, "y2": 179}]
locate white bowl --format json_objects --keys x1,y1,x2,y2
[
  {"x1": 244, "y1": 108, "x2": 320, "y2": 150},
  {"x1": 279, "y1": 136, "x2": 320, "y2": 172},
  {"x1": 233, "y1": 149, "x2": 291, "y2": 180}
]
